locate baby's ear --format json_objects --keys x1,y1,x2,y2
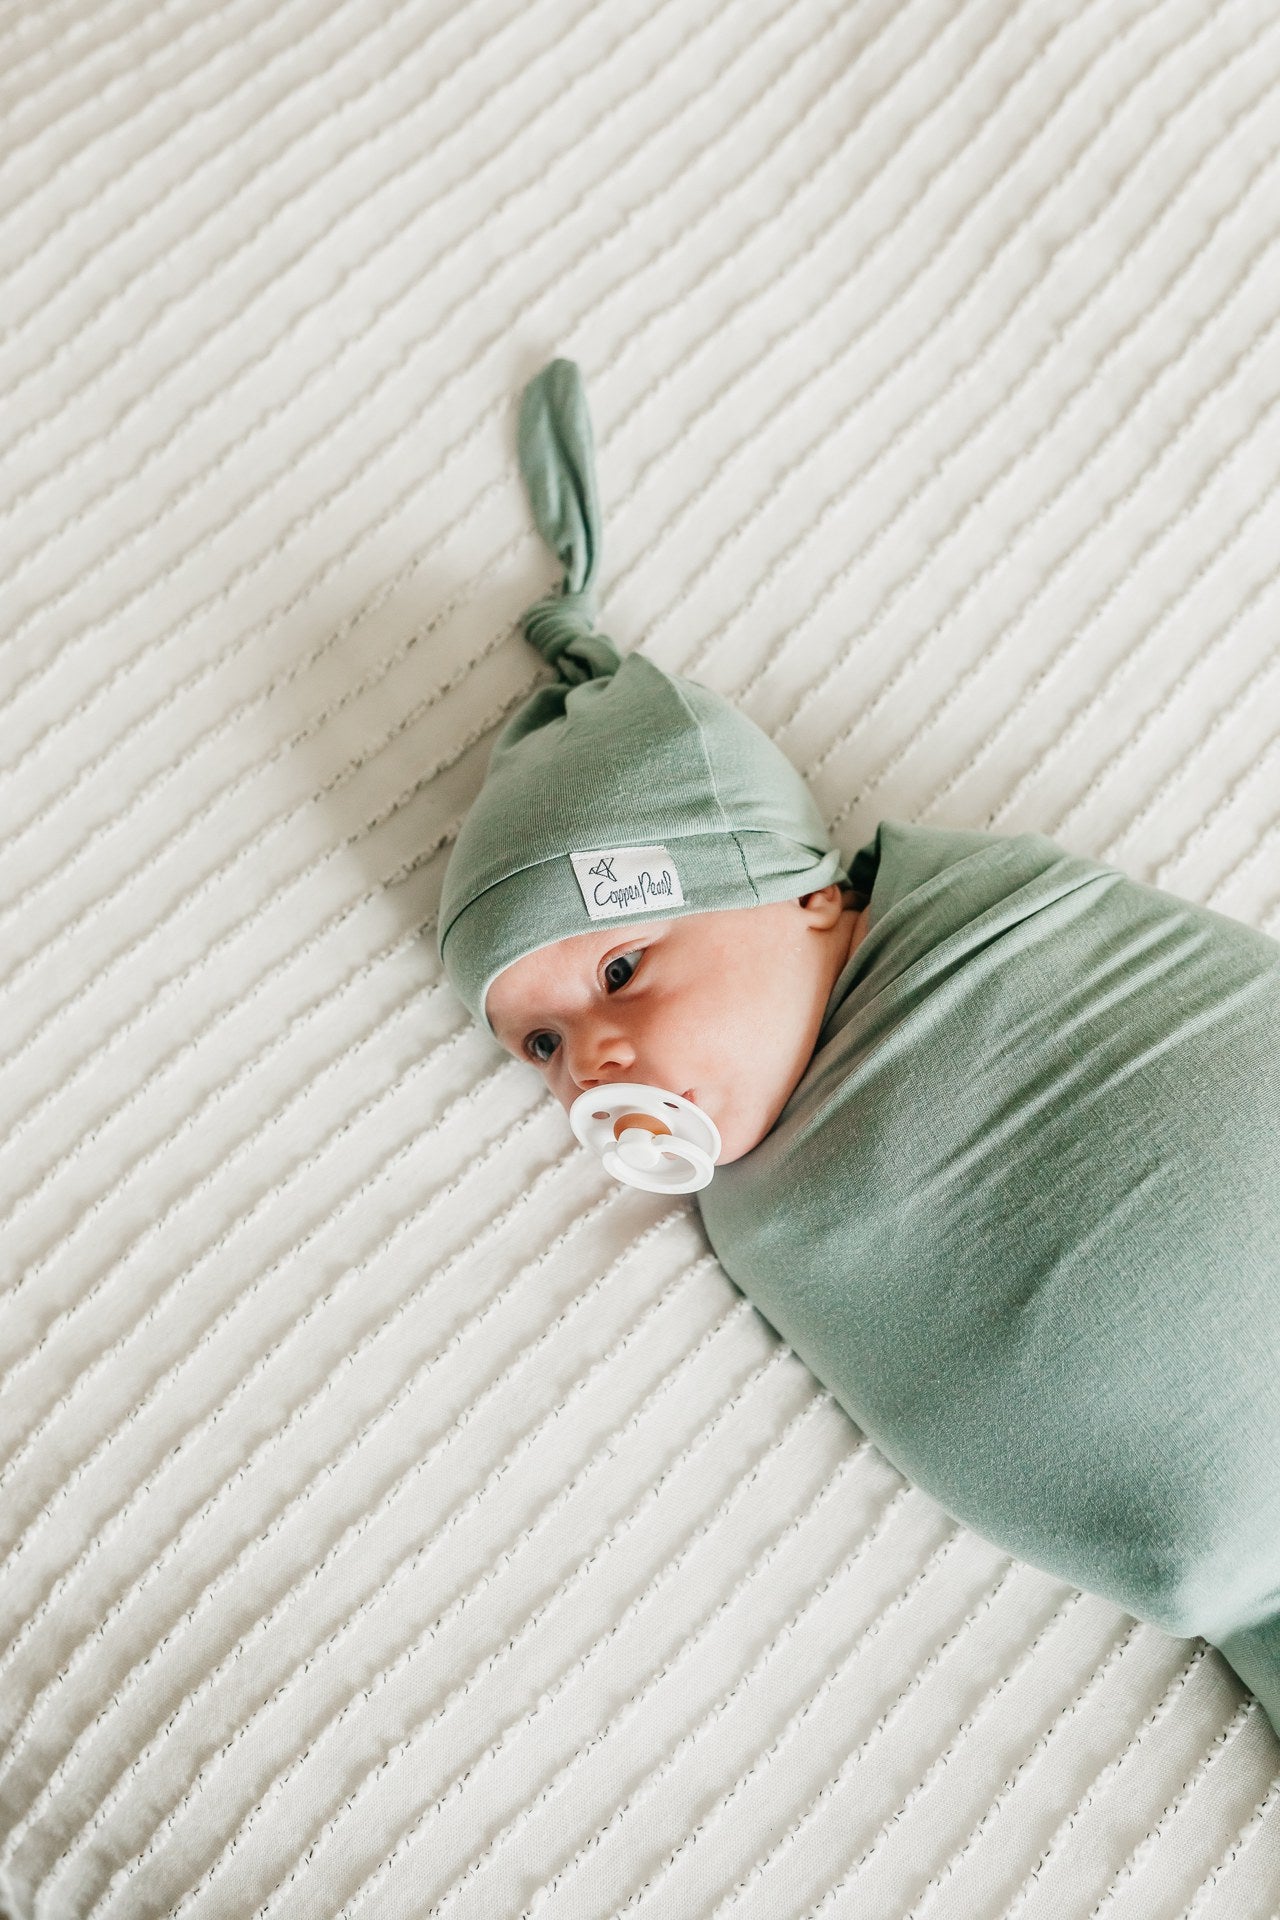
[{"x1": 796, "y1": 884, "x2": 846, "y2": 929}]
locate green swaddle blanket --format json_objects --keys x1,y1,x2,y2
[
  {"x1": 699, "y1": 819, "x2": 1280, "y2": 1731},
  {"x1": 441, "y1": 358, "x2": 1280, "y2": 1737}
]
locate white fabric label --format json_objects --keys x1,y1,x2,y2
[{"x1": 570, "y1": 846, "x2": 685, "y2": 920}]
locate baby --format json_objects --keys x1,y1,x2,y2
[{"x1": 440, "y1": 359, "x2": 1280, "y2": 1741}]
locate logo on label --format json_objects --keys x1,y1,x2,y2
[{"x1": 570, "y1": 846, "x2": 685, "y2": 921}]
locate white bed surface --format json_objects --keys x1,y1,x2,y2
[{"x1": 1, "y1": 0, "x2": 1278, "y2": 1915}]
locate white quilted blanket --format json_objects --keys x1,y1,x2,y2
[{"x1": 2, "y1": 0, "x2": 1278, "y2": 1914}]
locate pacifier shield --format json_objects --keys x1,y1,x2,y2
[{"x1": 568, "y1": 1084, "x2": 721, "y2": 1195}]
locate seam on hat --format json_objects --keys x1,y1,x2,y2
[
  {"x1": 667, "y1": 673, "x2": 760, "y2": 903},
  {"x1": 443, "y1": 817, "x2": 819, "y2": 954},
  {"x1": 440, "y1": 840, "x2": 689, "y2": 963}
]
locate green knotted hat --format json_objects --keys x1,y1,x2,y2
[{"x1": 438, "y1": 358, "x2": 846, "y2": 1030}]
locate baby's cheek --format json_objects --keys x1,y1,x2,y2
[{"x1": 548, "y1": 1062, "x2": 577, "y2": 1112}]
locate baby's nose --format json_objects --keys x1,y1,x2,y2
[{"x1": 567, "y1": 1022, "x2": 637, "y2": 1089}]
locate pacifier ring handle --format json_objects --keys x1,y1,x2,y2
[{"x1": 605, "y1": 1128, "x2": 714, "y2": 1186}]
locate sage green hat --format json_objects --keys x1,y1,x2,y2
[{"x1": 438, "y1": 358, "x2": 845, "y2": 1031}]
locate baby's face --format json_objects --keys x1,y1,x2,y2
[{"x1": 485, "y1": 887, "x2": 863, "y2": 1164}]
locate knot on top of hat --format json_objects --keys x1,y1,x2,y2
[
  {"x1": 517, "y1": 357, "x2": 620, "y2": 686},
  {"x1": 522, "y1": 587, "x2": 620, "y2": 685}
]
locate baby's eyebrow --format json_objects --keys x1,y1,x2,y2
[
  {"x1": 490, "y1": 999, "x2": 558, "y2": 1051},
  {"x1": 488, "y1": 942, "x2": 618, "y2": 1045},
  {"x1": 483, "y1": 1005, "x2": 516, "y2": 1047}
]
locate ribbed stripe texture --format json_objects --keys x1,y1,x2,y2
[{"x1": 2, "y1": 0, "x2": 1278, "y2": 1914}]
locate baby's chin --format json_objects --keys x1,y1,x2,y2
[
  {"x1": 694, "y1": 1083, "x2": 789, "y2": 1167},
  {"x1": 709, "y1": 1112, "x2": 776, "y2": 1167},
  {"x1": 676, "y1": 1063, "x2": 807, "y2": 1166}
]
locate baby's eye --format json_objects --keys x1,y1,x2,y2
[
  {"x1": 602, "y1": 949, "x2": 643, "y2": 993},
  {"x1": 525, "y1": 1030, "x2": 561, "y2": 1064}
]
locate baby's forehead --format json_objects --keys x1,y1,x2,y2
[
  {"x1": 484, "y1": 917, "x2": 671, "y2": 1035},
  {"x1": 484, "y1": 901, "x2": 794, "y2": 1037}
]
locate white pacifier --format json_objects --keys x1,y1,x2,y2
[{"x1": 569, "y1": 1083, "x2": 722, "y2": 1195}]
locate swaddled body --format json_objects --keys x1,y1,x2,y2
[{"x1": 700, "y1": 819, "x2": 1280, "y2": 1725}]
